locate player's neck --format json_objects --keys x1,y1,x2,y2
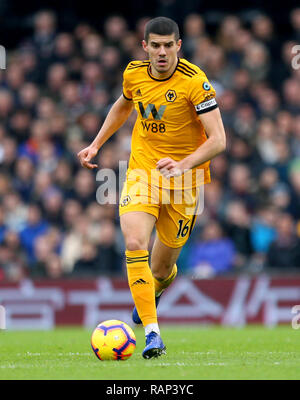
[{"x1": 149, "y1": 58, "x2": 178, "y2": 80}]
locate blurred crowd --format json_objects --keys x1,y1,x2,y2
[{"x1": 0, "y1": 8, "x2": 300, "y2": 281}]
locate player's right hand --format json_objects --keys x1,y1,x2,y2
[{"x1": 77, "y1": 145, "x2": 99, "y2": 169}]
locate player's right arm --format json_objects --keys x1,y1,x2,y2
[{"x1": 77, "y1": 94, "x2": 134, "y2": 169}]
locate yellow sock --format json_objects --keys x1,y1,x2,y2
[
  {"x1": 153, "y1": 264, "x2": 178, "y2": 297},
  {"x1": 126, "y1": 249, "x2": 157, "y2": 326}
]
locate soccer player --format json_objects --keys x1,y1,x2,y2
[{"x1": 77, "y1": 17, "x2": 226, "y2": 359}]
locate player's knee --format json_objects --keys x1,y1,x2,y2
[
  {"x1": 125, "y1": 237, "x2": 148, "y2": 251},
  {"x1": 152, "y1": 262, "x2": 173, "y2": 280}
]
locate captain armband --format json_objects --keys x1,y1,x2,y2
[{"x1": 194, "y1": 98, "x2": 218, "y2": 114}]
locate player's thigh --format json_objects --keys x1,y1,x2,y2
[
  {"x1": 155, "y1": 187, "x2": 200, "y2": 249},
  {"x1": 151, "y1": 235, "x2": 182, "y2": 279},
  {"x1": 119, "y1": 177, "x2": 160, "y2": 250},
  {"x1": 120, "y1": 211, "x2": 157, "y2": 250}
]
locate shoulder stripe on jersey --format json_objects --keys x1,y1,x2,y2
[
  {"x1": 178, "y1": 61, "x2": 198, "y2": 75},
  {"x1": 128, "y1": 64, "x2": 149, "y2": 70},
  {"x1": 176, "y1": 67, "x2": 194, "y2": 78},
  {"x1": 178, "y1": 63, "x2": 197, "y2": 76},
  {"x1": 128, "y1": 61, "x2": 150, "y2": 65},
  {"x1": 129, "y1": 60, "x2": 150, "y2": 65},
  {"x1": 128, "y1": 62, "x2": 150, "y2": 70}
]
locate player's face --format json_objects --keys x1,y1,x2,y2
[{"x1": 142, "y1": 33, "x2": 182, "y2": 77}]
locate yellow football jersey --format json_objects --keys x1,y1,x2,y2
[{"x1": 122, "y1": 58, "x2": 218, "y2": 189}]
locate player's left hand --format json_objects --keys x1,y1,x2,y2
[{"x1": 156, "y1": 157, "x2": 184, "y2": 178}]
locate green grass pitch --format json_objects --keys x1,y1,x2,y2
[{"x1": 0, "y1": 325, "x2": 300, "y2": 380}]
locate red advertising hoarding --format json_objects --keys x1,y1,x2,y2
[{"x1": 0, "y1": 276, "x2": 300, "y2": 329}]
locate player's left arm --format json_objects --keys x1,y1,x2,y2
[
  {"x1": 157, "y1": 107, "x2": 226, "y2": 177},
  {"x1": 181, "y1": 107, "x2": 226, "y2": 169}
]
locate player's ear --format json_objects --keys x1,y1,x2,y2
[
  {"x1": 142, "y1": 40, "x2": 148, "y2": 52},
  {"x1": 176, "y1": 39, "x2": 182, "y2": 52}
]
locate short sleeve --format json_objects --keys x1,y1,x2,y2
[
  {"x1": 188, "y1": 73, "x2": 218, "y2": 115},
  {"x1": 122, "y1": 66, "x2": 133, "y2": 101}
]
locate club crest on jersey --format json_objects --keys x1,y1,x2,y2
[
  {"x1": 120, "y1": 195, "x2": 131, "y2": 207},
  {"x1": 202, "y1": 82, "x2": 211, "y2": 91},
  {"x1": 165, "y1": 89, "x2": 177, "y2": 102}
]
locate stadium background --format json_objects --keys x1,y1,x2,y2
[{"x1": 0, "y1": 0, "x2": 300, "y2": 329}]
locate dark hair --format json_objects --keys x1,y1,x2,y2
[{"x1": 144, "y1": 17, "x2": 180, "y2": 42}]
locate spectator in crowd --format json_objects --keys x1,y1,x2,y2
[
  {"x1": 3, "y1": 191, "x2": 28, "y2": 232},
  {"x1": 19, "y1": 204, "x2": 49, "y2": 265},
  {"x1": 291, "y1": 115, "x2": 300, "y2": 158},
  {"x1": 187, "y1": 220, "x2": 236, "y2": 278},
  {"x1": 60, "y1": 214, "x2": 90, "y2": 273},
  {"x1": 103, "y1": 15, "x2": 128, "y2": 47},
  {"x1": 45, "y1": 254, "x2": 64, "y2": 279},
  {"x1": 0, "y1": 226, "x2": 26, "y2": 280},
  {"x1": 73, "y1": 239, "x2": 102, "y2": 275},
  {"x1": 266, "y1": 213, "x2": 300, "y2": 269},
  {"x1": 222, "y1": 163, "x2": 256, "y2": 212},
  {"x1": 0, "y1": 89, "x2": 14, "y2": 119},
  {"x1": 182, "y1": 14, "x2": 206, "y2": 60},
  {"x1": 290, "y1": 8, "x2": 300, "y2": 42},
  {"x1": 223, "y1": 200, "x2": 253, "y2": 267},
  {"x1": 0, "y1": 205, "x2": 7, "y2": 244},
  {"x1": 13, "y1": 156, "x2": 34, "y2": 203},
  {"x1": 70, "y1": 169, "x2": 96, "y2": 207},
  {"x1": 256, "y1": 168, "x2": 279, "y2": 206},
  {"x1": 27, "y1": 10, "x2": 57, "y2": 54},
  {"x1": 251, "y1": 14, "x2": 279, "y2": 60},
  {"x1": 288, "y1": 158, "x2": 300, "y2": 219},
  {"x1": 9, "y1": 109, "x2": 32, "y2": 145},
  {"x1": 249, "y1": 206, "x2": 279, "y2": 269}
]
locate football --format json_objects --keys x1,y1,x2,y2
[{"x1": 91, "y1": 320, "x2": 136, "y2": 361}]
